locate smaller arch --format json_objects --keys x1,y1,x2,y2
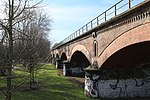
[
  {"x1": 71, "y1": 51, "x2": 91, "y2": 68},
  {"x1": 71, "y1": 44, "x2": 91, "y2": 63},
  {"x1": 52, "y1": 54, "x2": 55, "y2": 58},
  {"x1": 70, "y1": 50, "x2": 91, "y2": 77},
  {"x1": 60, "y1": 52, "x2": 67, "y2": 61},
  {"x1": 56, "y1": 53, "x2": 59, "y2": 60}
]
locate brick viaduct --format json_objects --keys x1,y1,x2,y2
[{"x1": 51, "y1": 0, "x2": 150, "y2": 98}]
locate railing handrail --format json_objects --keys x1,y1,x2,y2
[{"x1": 53, "y1": 0, "x2": 143, "y2": 49}]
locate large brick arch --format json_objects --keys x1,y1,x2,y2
[
  {"x1": 98, "y1": 22, "x2": 150, "y2": 68},
  {"x1": 71, "y1": 44, "x2": 91, "y2": 63}
]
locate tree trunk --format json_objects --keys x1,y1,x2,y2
[
  {"x1": 6, "y1": 32, "x2": 13, "y2": 100},
  {"x1": 30, "y1": 68, "x2": 32, "y2": 89},
  {"x1": 6, "y1": 1, "x2": 14, "y2": 99},
  {"x1": 32, "y1": 69, "x2": 35, "y2": 83},
  {"x1": 6, "y1": 27, "x2": 13, "y2": 100}
]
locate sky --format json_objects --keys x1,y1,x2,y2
[
  {"x1": 44, "y1": 0, "x2": 119, "y2": 44},
  {"x1": 43, "y1": 0, "x2": 144, "y2": 45}
]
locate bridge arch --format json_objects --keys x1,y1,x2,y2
[
  {"x1": 71, "y1": 44, "x2": 91, "y2": 63},
  {"x1": 69, "y1": 50, "x2": 91, "y2": 77},
  {"x1": 98, "y1": 22, "x2": 150, "y2": 68},
  {"x1": 101, "y1": 41, "x2": 150, "y2": 69},
  {"x1": 60, "y1": 52, "x2": 67, "y2": 61},
  {"x1": 70, "y1": 50, "x2": 91, "y2": 68},
  {"x1": 56, "y1": 53, "x2": 59, "y2": 59}
]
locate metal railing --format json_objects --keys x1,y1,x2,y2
[{"x1": 53, "y1": 0, "x2": 143, "y2": 49}]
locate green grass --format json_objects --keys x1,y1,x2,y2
[{"x1": 0, "y1": 64, "x2": 98, "y2": 100}]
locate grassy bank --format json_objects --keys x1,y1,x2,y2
[{"x1": 0, "y1": 64, "x2": 97, "y2": 100}]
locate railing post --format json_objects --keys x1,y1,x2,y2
[
  {"x1": 76, "y1": 31, "x2": 78, "y2": 37},
  {"x1": 129, "y1": 0, "x2": 131, "y2": 9},
  {"x1": 86, "y1": 24, "x2": 88, "y2": 31},
  {"x1": 105, "y1": 12, "x2": 107, "y2": 21},
  {"x1": 115, "y1": 4, "x2": 117, "y2": 16},
  {"x1": 79, "y1": 29, "x2": 81, "y2": 35},
  {"x1": 97, "y1": 17, "x2": 99, "y2": 25},
  {"x1": 72, "y1": 34, "x2": 73, "y2": 39},
  {"x1": 82, "y1": 27, "x2": 84, "y2": 33},
  {"x1": 91, "y1": 21, "x2": 93, "y2": 29}
]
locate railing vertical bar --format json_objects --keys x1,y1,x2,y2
[
  {"x1": 97, "y1": 17, "x2": 99, "y2": 25},
  {"x1": 82, "y1": 27, "x2": 84, "y2": 34},
  {"x1": 76, "y1": 31, "x2": 78, "y2": 37},
  {"x1": 115, "y1": 5, "x2": 117, "y2": 16},
  {"x1": 91, "y1": 21, "x2": 93, "y2": 29},
  {"x1": 86, "y1": 24, "x2": 88, "y2": 31},
  {"x1": 129, "y1": 0, "x2": 131, "y2": 9},
  {"x1": 79, "y1": 29, "x2": 81, "y2": 35},
  {"x1": 105, "y1": 12, "x2": 106, "y2": 21}
]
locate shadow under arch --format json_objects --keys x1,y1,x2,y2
[
  {"x1": 60, "y1": 52, "x2": 67, "y2": 61},
  {"x1": 71, "y1": 44, "x2": 91, "y2": 64},
  {"x1": 56, "y1": 53, "x2": 59, "y2": 60},
  {"x1": 56, "y1": 52, "x2": 68, "y2": 69},
  {"x1": 100, "y1": 41, "x2": 150, "y2": 79},
  {"x1": 70, "y1": 50, "x2": 91, "y2": 77},
  {"x1": 98, "y1": 22, "x2": 150, "y2": 68}
]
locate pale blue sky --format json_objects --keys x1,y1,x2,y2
[{"x1": 43, "y1": 0, "x2": 143, "y2": 44}]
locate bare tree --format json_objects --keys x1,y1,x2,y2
[
  {"x1": 0, "y1": 0, "x2": 45, "y2": 100},
  {"x1": 12, "y1": 9, "x2": 51, "y2": 88}
]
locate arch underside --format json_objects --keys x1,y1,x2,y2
[
  {"x1": 56, "y1": 53, "x2": 59, "y2": 59},
  {"x1": 71, "y1": 51, "x2": 91, "y2": 68},
  {"x1": 70, "y1": 51, "x2": 91, "y2": 77},
  {"x1": 71, "y1": 44, "x2": 91, "y2": 63},
  {"x1": 60, "y1": 52, "x2": 67, "y2": 61},
  {"x1": 101, "y1": 41, "x2": 150, "y2": 69}
]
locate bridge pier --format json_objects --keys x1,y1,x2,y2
[
  {"x1": 84, "y1": 67, "x2": 100, "y2": 98},
  {"x1": 84, "y1": 63, "x2": 101, "y2": 98},
  {"x1": 55, "y1": 59, "x2": 62, "y2": 69},
  {"x1": 63, "y1": 61, "x2": 85, "y2": 77},
  {"x1": 84, "y1": 63, "x2": 150, "y2": 98},
  {"x1": 85, "y1": 78, "x2": 150, "y2": 98}
]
